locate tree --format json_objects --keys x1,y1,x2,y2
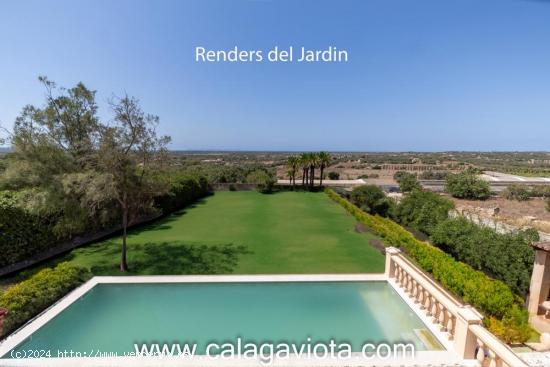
[
  {"x1": 350, "y1": 185, "x2": 393, "y2": 217},
  {"x1": 299, "y1": 153, "x2": 309, "y2": 186},
  {"x1": 396, "y1": 189, "x2": 454, "y2": 235},
  {"x1": 3, "y1": 77, "x2": 108, "y2": 237},
  {"x1": 286, "y1": 156, "x2": 299, "y2": 189},
  {"x1": 317, "y1": 151, "x2": 331, "y2": 186},
  {"x1": 246, "y1": 169, "x2": 276, "y2": 193},
  {"x1": 394, "y1": 171, "x2": 421, "y2": 193},
  {"x1": 308, "y1": 153, "x2": 318, "y2": 188},
  {"x1": 96, "y1": 95, "x2": 171, "y2": 271},
  {"x1": 445, "y1": 171, "x2": 491, "y2": 200},
  {"x1": 328, "y1": 171, "x2": 339, "y2": 180}
]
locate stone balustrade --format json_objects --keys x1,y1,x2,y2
[{"x1": 385, "y1": 247, "x2": 528, "y2": 367}]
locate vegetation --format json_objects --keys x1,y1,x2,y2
[
  {"x1": 350, "y1": 185, "x2": 394, "y2": 217},
  {"x1": 328, "y1": 171, "x2": 339, "y2": 180},
  {"x1": 431, "y1": 218, "x2": 536, "y2": 297},
  {"x1": 395, "y1": 187, "x2": 536, "y2": 296},
  {"x1": 0, "y1": 263, "x2": 90, "y2": 337},
  {"x1": 20, "y1": 191, "x2": 385, "y2": 275},
  {"x1": 419, "y1": 171, "x2": 451, "y2": 180},
  {"x1": 445, "y1": 171, "x2": 491, "y2": 200},
  {"x1": 393, "y1": 171, "x2": 421, "y2": 192},
  {"x1": 502, "y1": 184, "x2": 531, "y2": 201},
  {"x1": 0, "y1": 77, "x2": 208, "y2": 272},
  {"x1": 396, "y1": 189, "x2": 454, "y2": 236},
  {"x1": 286, "y1": 152, "x2": 332, "y2": 189},
  {"x1": 246, "y1": 169, "x2": 276, "y2": 193},
  {"x1": 325, "y1": 188, "x2": 530, "y2": 342}
]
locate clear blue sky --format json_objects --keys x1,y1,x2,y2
[{"x1": 1, "y1": 0, "x2": 549, "y2": 151}]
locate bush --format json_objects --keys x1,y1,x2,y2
[
  {"x1": 430, "y1": 217, "x2": 536, "y2": 296},
  {"x1": 396, "y1": 190, "x2": 454, "y2": 235},
  {"x1": 419, "y1": 171, "x2": 450, "y2": 180},
  {"x1": 445, "y1": 172, "x2": 491, "y2": 200},
  {"x1": 246, "y1": 169, "x2": 276, "y2": 193},
  {"x1": 350, "y1": 185, "x2": 393, "y2": 217},
  {"x1": 325, "y1": 188, "x2": 530, "y2": 342},
  {"x1": 393, "y1": 171, "x2": 421, "y2": 193},
  {"x1": 327, "y1": 172, "x2": 340, "y2": 180},
  {"x1": 502, "y1": 184, "x2": 531, "y2": 201},
  {"x1": 0, "y1": 263, "x2": 91, "y2": 337}
]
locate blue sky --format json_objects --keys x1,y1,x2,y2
[{"x1": 1, "y1": 0, "x2": 549, "y2": 151}]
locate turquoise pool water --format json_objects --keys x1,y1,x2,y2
[{"x1": 4, "y1": 281, "x2": 442, "y2": 357}]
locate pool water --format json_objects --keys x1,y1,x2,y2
[{"x1": 5, "y1": 281, "x2": 442, "y2": 357}]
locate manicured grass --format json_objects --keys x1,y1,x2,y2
[{"x1": 33, "y1": 191, "x2": 386, "y2": 275}]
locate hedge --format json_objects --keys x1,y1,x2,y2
[
  {"x1": 430, "y1": 217, "x2": 536, "y2": 297},
  {"x1": 0, "y1": 263, "x2": 91, "y2": 337},
  {"x1": 325, "y1": 188, "x2": 531, "y2": 342},
  {"x1": 155, "y1": 174, "x2": 210, "y2": 213},
  {"x1": 0, "y1": 192, "x2": 61, "y2": 267},
  {"x1": 0, "y1": 174, "x2": 210, "y2": 269}
]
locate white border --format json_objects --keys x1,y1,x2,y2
[{"x1": 0, "y1": 275, "x2": 472, "y2": 367}]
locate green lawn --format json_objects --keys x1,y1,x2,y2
[{"x1": 31, "y1": 191, "x2": 386, "y2": 276}]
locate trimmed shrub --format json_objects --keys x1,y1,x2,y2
[
  {"x1": 0, "y1": 263, "x2": 91, "y2": 337},
  {"x1": 445, "y1": 172, "x2": 491, "y2": 200},
  {"x1": 325, "y1": 188, "x2": 529, "y2": 342},
  {"x1": 155, "y1": 174, "x2": 210, "y2": 213}
]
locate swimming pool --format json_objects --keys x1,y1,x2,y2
[{"x1": 0, "y1": 275, "x2": 452, "y2": 365}]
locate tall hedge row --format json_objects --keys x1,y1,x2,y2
[
  {"x1": 0, "y1": 174, "x2": 210, "y2": 269},
  {"x1": 325, "y1": 188, "x2": 530, "y2": 342},
  {"x1": 0, "y1": 193, "x2": 61, "y2": 267}
]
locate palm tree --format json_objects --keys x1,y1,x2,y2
[
  {"x1": 286, "y1": 156, "x2": 299, "y2": 189},
  {"x1": 300, "y1": 153, "x2": 309, "y2": 187},
  {"x1": 317, "y1": 151, "x2": 331, "y2": 186},
  {"x1": 309, "y1": 152, "x2": 318, "y2": 188}
]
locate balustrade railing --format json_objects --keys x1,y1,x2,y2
[{"x1": 385, "y1": 247, "x2": 528, "y2": 367}]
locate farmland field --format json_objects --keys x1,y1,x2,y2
[{"x1": 25, "y1": 191, "x2": 386, "y2": 276}]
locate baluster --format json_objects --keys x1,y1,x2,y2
[
  {"x1": 476, "y1": 340, "x2": 486, "y2": 365},
  {"x1": 432, "y1": 300, "x2": 441, "y2": 324},
  {"x1": 406, "y1": 274, "x2": 413, "y2": 294},
  {"x1": 415, "y1": 285, "x2": 423, "y2": 305},
  {"x1": 410, "y1": 278, "x2": 418, "y2": 300},
  {"x1": 396, "y1": 266, "x2": 403, "y2": 285},
  {"x1": 424, "y1": 293, "x2": 432, "y2": 314},
  {"x1": 446, "y1": 312, "x2": 455, "y2": 339},
  {"x1": 487, "y1": 349, "x2": 502, "y2": 367},
  {"x1": 403, "y1": 271, "x2": 409, "y2": 290},
  {"x1": 440, "y1": 306, "x2": 449, "y2": 331}
]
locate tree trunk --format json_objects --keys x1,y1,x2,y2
[
  {"x1": 310, "y1": 166, "x2": 315, "y2": 188},
  {"x1": 120, "y1": 206, "x2": 129, "y2": 272},
  {"x1": 320, "y1": 166, "x2": 324, "y2": 186},
  {"x1": 302, "y1": 169, "x2": 306, "y2": 186}
]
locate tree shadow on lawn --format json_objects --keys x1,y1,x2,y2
[
  {"x1": 128, "y1": 199, "x2": 210, "y2": 235},
  {"x1": 89, "y1": 242, "x2": 251, "y2": 276}
]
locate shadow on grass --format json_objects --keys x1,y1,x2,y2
[{"x1": 90, "y1": 242, "x2": 250, "y2": 276}]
